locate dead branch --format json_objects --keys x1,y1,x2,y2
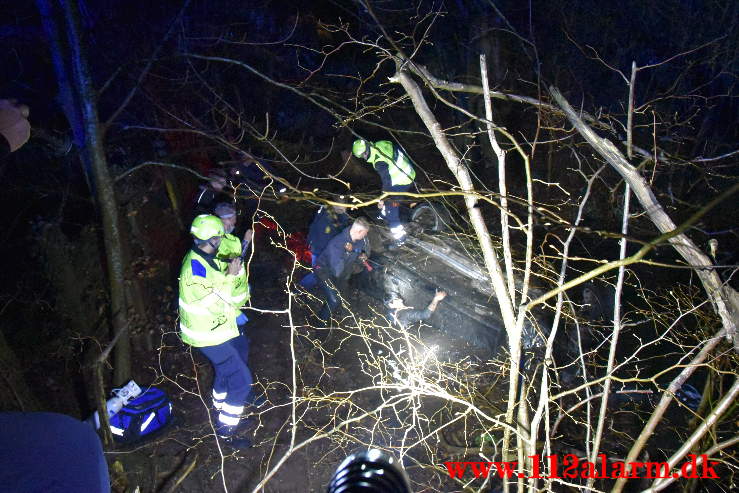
[
  {"x1": 480, "y1": 54, "x2": 514, "y2": 302},
  {"x1": 650, "y1": 377, "x2": 739, "y2": 491},
  {"x1": 160, "y1": 452, "x2": 199, "y2": 493},
  {"x1": 587, "y1": 184, "x2": 630, "y2": 490},
  {"x1": 611, "y1": 325, "x2": 729, "y2": 493},
  {"x1": 645, "y1": 435, "x2": 739, "y2": 492},
  {"x1": 390, "y1": 65, "x2": 524, "y2": 472},
  {"x1": 550, "y1": 86, "x2": 739, "y2": 352}
]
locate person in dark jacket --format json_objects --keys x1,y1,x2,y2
[
  {"x1": 314, "y1": 217, "x2": 371, "y2": 324},
  {"x1": 0, "y1": 412, "x2": 110, "y2": 493},
  {"x1": 300, "y1": 202, "x2": 351, "y2": 289},
  {"x1": 386, "y1": 290, "x2": 447, "y2": 328}
]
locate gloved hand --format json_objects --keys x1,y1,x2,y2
[{"x1": 227, "y1": 257, "x2": 243, "y2": 275}]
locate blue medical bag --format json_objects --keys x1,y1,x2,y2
[{"x1": 108, "y1": 387, "x2": 172, "y2": 443}]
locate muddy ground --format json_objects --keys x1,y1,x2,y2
[
  {"x1": 108, "y1": 254, "x2": 482, "y2": 493},
  {"x1": 12, "y1": 194, "x2": 716, "y2": 493}
]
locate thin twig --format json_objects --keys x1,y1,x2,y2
[{"x1": 587, "y1": 183, "x2": 630, "y2": 489}]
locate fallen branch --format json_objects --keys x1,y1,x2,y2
[
  {"x1": 643, "y1": 435, "x2": 739, "y2": 493},
  {"x1": 160, "y1": 452, "x2": 199, "y2": 493},
  {"x1": 611, "y1": 326, "x2": 728, "y2": 493}
]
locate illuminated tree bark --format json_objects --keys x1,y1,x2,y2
[{"x1": 37, "y1": 0, "x2": 131, "y2": 384}]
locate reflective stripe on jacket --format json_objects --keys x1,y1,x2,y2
[
  {"x1": 178, "y1": 247, "x2": 245, "y2": 347},
  {"x1": 366, "y1": 140, "x2": 416, "y2": 187}
]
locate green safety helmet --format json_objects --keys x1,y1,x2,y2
[
  {"x1": 190, "y1": 214, "x2": 225, "y2": 240},
  {"x1": 352, "y1": 139, "x2": 368, "y2": 159}
]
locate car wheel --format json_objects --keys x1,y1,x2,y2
[{"x1": 410, "y1": 202, "x2": 452, "y2": 233}]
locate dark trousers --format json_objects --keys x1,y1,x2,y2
[
  {"x1": 383, "y1": 183, "x2": 411, "y2": 229},
  {"x1": 317, "y1": 274, "x2": 341, "y2": 324},
  {"x1": 198, "y1": 334, "x2": 253, "y2": 410},
  {"x1": 299, "y1": 250, "x2": 320, "y2": 290}
]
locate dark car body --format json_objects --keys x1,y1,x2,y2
[{"x1": 363, "y1": 204, "x2": 545, "y2": 356}]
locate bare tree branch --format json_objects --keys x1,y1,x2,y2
[{"x1": 550, "y1": 86, "x2": 739, "y2": 352}]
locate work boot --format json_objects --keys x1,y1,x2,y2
[{"x1": 217, "y1": 424, "x2": 253, "y2": 450}]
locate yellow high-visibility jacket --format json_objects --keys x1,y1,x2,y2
[{"x1": 178, "y1": 247, "x2": 248, "y2": 347}]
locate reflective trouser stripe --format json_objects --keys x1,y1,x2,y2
[
  {"x1": 218, "y1": 402, "x2": 244, "y2": 427},
  {"x1": 218, "y1": 413, "x2": 240, "y2": 426},
  {"x1": 221, "y1": 403, "x2": 244, "y2": 415},
  {"x1": 213, "y1": 390, "x2": 227, "y2": 410}
]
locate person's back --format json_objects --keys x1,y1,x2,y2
[
  {"x1": 315, "y1": 225, "x2": 367, "y2": 282},
  {"x1": 0, "y1": 412, "x2": 110, "y2": 493},
  {"x1": 301, "y1": 205, "x2": 351, "y2": 290},
  {"x1": 308, "y1": 206, "x2": 351, "y2": 258}
]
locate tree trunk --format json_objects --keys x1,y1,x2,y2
[
  {"x1": 550, "y1": 87, "x2": 738, "y2": 352},
  {"x1": 0, "y1": 329, "x2": 43, "y2": 412},
  {"x1": 392, "y1": 62, "x2": 523, "y2": 467},
  {"x1": 37, "y1": 0, "x2": 131, "y2": 385}
]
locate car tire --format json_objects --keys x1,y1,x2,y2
[{"x1": 410, "y1": 202, "x2": 452, "y2": 233}]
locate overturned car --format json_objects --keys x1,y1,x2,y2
[{"x1": 360, "y1": 202, "x2": 547, "y2": 357}]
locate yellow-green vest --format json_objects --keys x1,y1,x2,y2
[
  {"x1": 178, "y1": 248, "x2": 247, "y2": 347},
  {"x1": 366, "y1": 140, "x2": 416, "y2": 186},
  {"x1": 216, "y1": 234, "x2": 251, "y2": 306},
  {"x1": 217, "y1": 233, "x2": 242, "y2": 260}
]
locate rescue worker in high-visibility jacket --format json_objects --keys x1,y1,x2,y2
[
  {"x1": 352, "y1": 139, "x2": 416, "y2": 245},
  {"x1": 178, "y1": 214, "x2": 253, "y2": 449},
  {"x1": 214, "y1": 202, "x2": 253, "y2": 327}
]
